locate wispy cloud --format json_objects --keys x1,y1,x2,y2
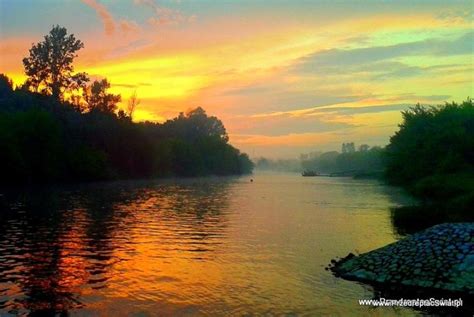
[
  {"x1": 81, "y1": 0, "x2": 141, "y2": 36},
  {"x1": 2, "y1": 0, "x2": 472, "y2": 157},
  {"x1": 231, "y1": 111, "x2": 354, "y2": 137},
  {"x1": 81, "y1": 0, "x2": 116, "y2": 36},
  {"x1": 134, "y1": 0, "x2": 195, "y2": 26},
  {"x1": 293, "y1": 31, "x2": 473, "y2": 74},
  {"x1": 119, "y1": 19, "x2": 140, "y2": 34},
  {"x1": 436, "y1": 8, "x2": 473, "y2": 24}
]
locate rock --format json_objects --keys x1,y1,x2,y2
[{"x1": 330, "y1": 223, "x2": 474, "y2": 294}]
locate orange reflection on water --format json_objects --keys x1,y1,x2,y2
[{"x1": 0, "y1": 175, "x2": 417, "y2": 316}]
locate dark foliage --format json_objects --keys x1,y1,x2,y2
[
  {"x1": 0, "y1": 76, "x2": 253, "y2": 185},
  {"x1": 22, "y1": 25, "x2": 88, "y2": 101},
  {"x1": 0, "y1": 25, "x2": 252, "y2": 185},
  {"x1": 384, "y1": 99, "x2": 474, "y2": 226},
  {"x1": 83, "y1": 79, "x2": 121, "y2": 114},
  {"x1": 385, "y1": 99, "x2": 474, "y2": 187}
]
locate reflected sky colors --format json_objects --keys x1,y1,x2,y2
[
  {"x1": 0, "y1": 0, "x2": 472, "y2": 157},
  {"x1": 0, "y1": 174, "x2": 417, "y2": 315}
]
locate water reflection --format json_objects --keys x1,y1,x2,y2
[
  {"x1": 0, "y1": 179, "x2": 233, "y2": 315},
  {"x1": 390, "y1": 204, "x2": 474, "y2": 236},
  {"x1": 0, "y1": 174, "x2": 422, "y2": 316}
]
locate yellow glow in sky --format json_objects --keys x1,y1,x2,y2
[{"x1": 1, "y1": 1, "x2": 472, "y2": 157}]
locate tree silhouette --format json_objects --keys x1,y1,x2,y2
[
  {"x1": 359, "y1": 144, "x2": 370, "y2": 152},
  {"x1": 185, "y1": 107, "x2": 228, "y2": 142},
  {"x1": 0, "y1": 73, "x2": 13, "y2": 98},
  {"x1": 127, "y1": 89, "x2": 140, "y2": 120},
  {"x1": 84, "y1": 79, "x2": 121, "y2": 114},
  {"x1": 1, "y1": 24, "x2": 255, "y2": 184},
  {"x1": 341, "y1": 142, "x2": 355, "y2": 153},
  {"x1": 22, "y1": 25, "x2": 88, "y2": 101}
]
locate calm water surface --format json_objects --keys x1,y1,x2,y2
[{"x1": 0, "y1": 172, "x2": 419, "y2": 316}]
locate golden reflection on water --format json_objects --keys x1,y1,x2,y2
[{"x1": 0, "y1": 173, "x2": 418, "y2": 316}]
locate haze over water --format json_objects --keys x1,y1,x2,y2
[{"x1": 0, "y1": 173, "x2": 419, "y2": 316}]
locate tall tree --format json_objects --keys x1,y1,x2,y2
[
  {"x1": 23, "y1": 25, "x2": 88, "y2": 100},
  {"x1": 84, "y1": 79, "x2": 121, "y2": 114}
]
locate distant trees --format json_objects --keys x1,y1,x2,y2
[
  {"x1": 262, "y1": 143, "x2": 383, "y2": 175},
  {"x1": 301, "y1": 144, "x2": 384, "y2": 176},
  {"x1": 341, "y1": 142, "x2": 355, "y2": 153},
  {"x1": 83, "y1": 79, "x2": 121, "y2": 114},
  {"x1": 22, "y1": 25, "x2": 88, "y2": 101},
  {"x1": 254, "y1": 158, "x2": 302, "y2": 172},
  {"x1": 359, "y1": 144, "x2": 369, "y2": 152}
]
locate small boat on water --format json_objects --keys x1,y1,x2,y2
[{"x1": 302, "y1": 170, "x2": 319, "y2": 177}]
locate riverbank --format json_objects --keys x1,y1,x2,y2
[{"x1": 330, "y1": 223, "x2": 474, "y2": 295}]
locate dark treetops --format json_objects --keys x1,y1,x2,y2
[{"x1": 0, "y1": 26, "x2": 253, "y2": 185}]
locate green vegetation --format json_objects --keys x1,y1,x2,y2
[
  {"x1": 298, "y1": 99, "x2": 473, "y2": 210},
  {"x1": 385, "y1": 99, "x2": 474, "y2": 230},
  {"x1": 385, "y1": 100, "x2": 474, "y2": 201},
  {"x1": 291, "y1": 99, "x2": 474, "y2": 230},
  {"x1": 385, "y1": 100, "x2": 474, "y2": 186},
  {"x1": 300, "y1": 144, "x2": 385, "y2": 177},
  {"x1": 0, "y1": 26, "x2": 252, "y2": 185},
  {"x1": 254, "y1": 144, "x2": 384, "y2": 176}
]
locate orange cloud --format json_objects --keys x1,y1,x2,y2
[
  {"x1": 2, "y1": 2, "x2": 472, "y2": 157},
  {"x1": 0, "y1": 37, "x2": 32, "y2": 85},
  {"x1": 81, "y1": 0, "x2": 115, "y2": 36},
  {"x1": 119, "y1": 19, "x2": 140, "y2": 34}
]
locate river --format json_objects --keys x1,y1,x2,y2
[{"x1": 0, "y1": 172, "x2": 420, "y2": 316}]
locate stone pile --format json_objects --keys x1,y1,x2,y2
[{"x1": 330, "y1": 223, "x2": 474, "y2": 294}]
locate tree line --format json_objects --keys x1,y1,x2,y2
[
  {"x1": 0, "y1": 26, "x2": 253, "y2": 185},
  {"x1": 255, "y1": 97, "x2": 473, "y2": 217},
  {"x1": 385, "y1": 99, "x2": 474, "y2": 210},
  {"x1": 299, "y1": 143, "x2": 385, "y2": 177},
  {"x1": 254, "y1": 145, "x2": 384, "y2": 177},
  {"x1": 300, "y1": 99, "x2": 474, "y2": 215}
]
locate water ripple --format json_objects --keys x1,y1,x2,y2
[{"x1": 0, "y1": 174, "x2": 417, "y2": 315}]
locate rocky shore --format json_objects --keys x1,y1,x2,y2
[{"x1": 330, "y1": 223, "x2": 474, "y2": 294}]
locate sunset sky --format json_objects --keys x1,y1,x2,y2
[{"x1": 0, "y1": 0, "x2": 472, "y2": 158}]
